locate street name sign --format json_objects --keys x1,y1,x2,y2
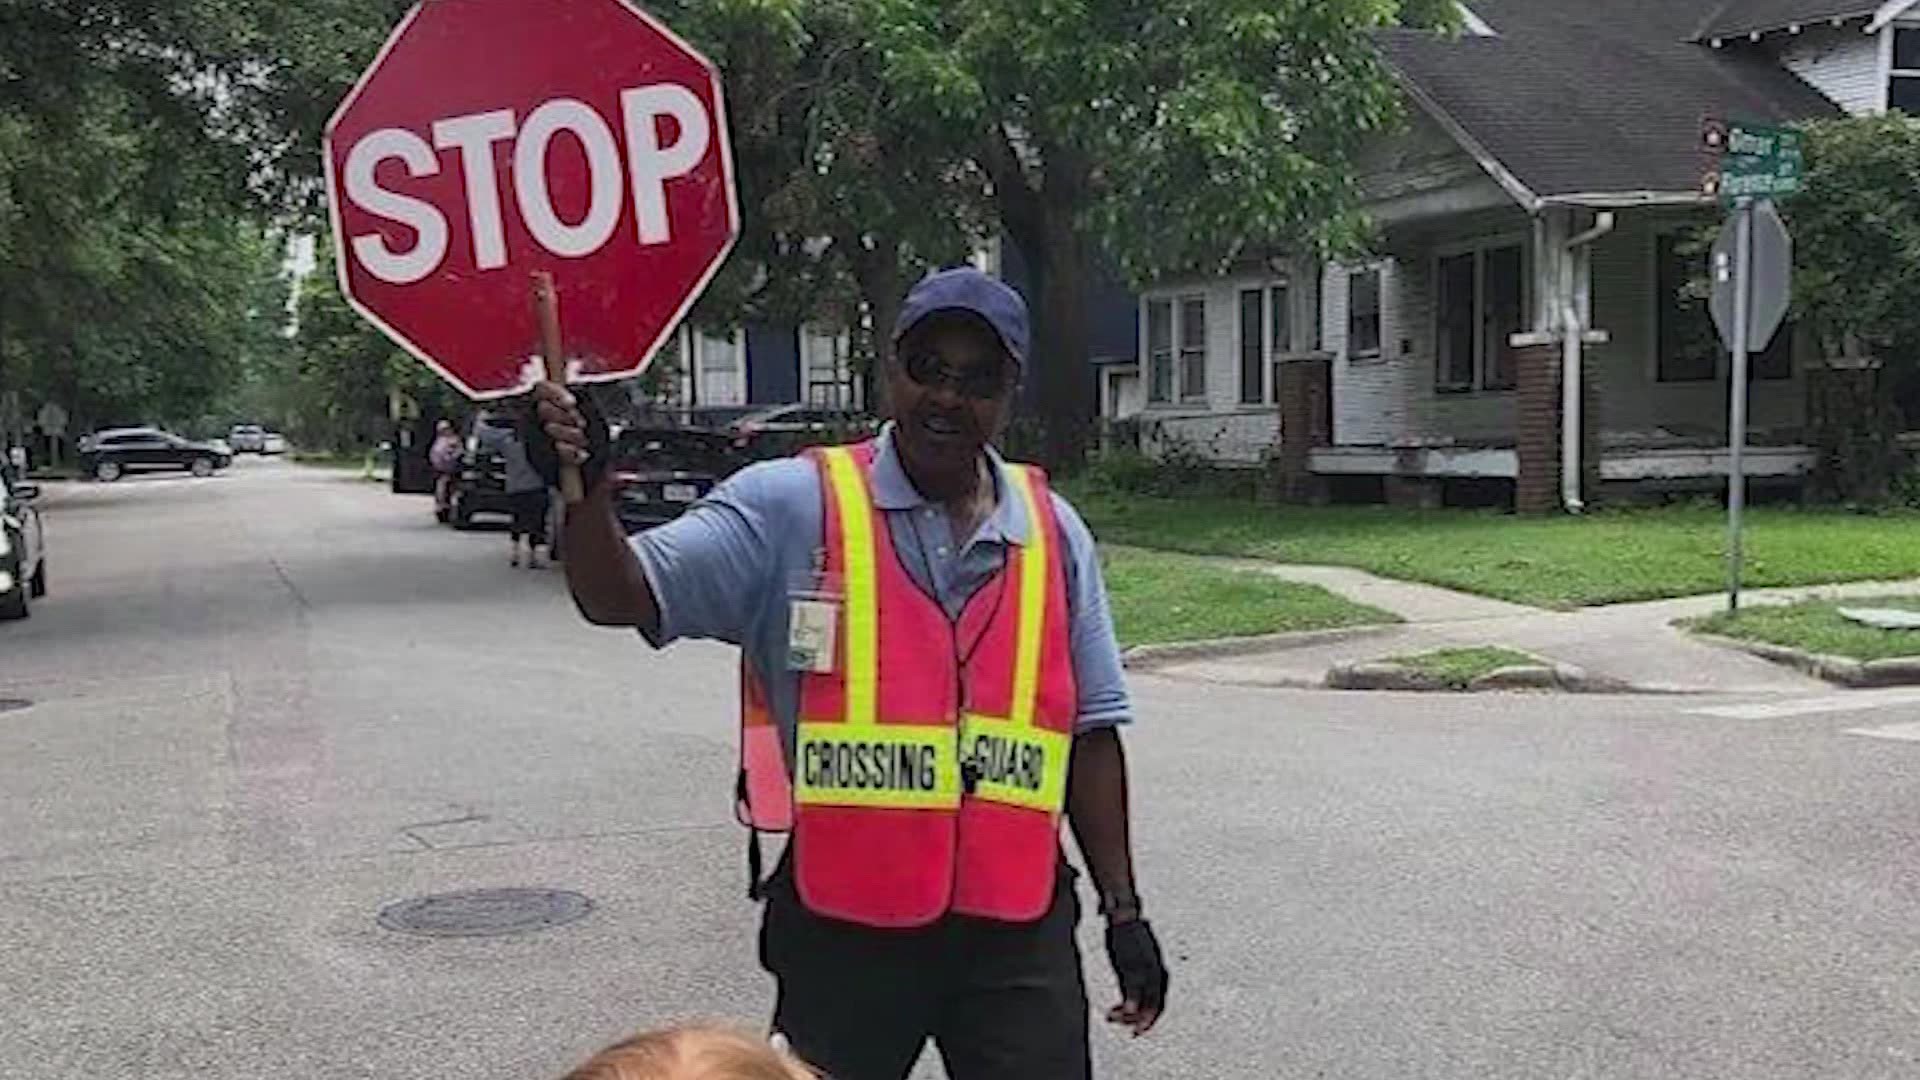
[{"x1": 1701, "y1": 118, "x2": 1804, "y2": 203}]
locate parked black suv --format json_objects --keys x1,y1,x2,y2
[
  {"x1": 608, "y1": 426, "x2": 747, "y2": 534},
  {"x1": 78, "y1": 428, "x2": 231, "y2": 481}
]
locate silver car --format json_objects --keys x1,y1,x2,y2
[
  {"x1": 229, "y1": 424, "x2": 267, "y2": 453},
  {"x1": 1, "y1": 468, "x2": 47, "y2": 620}
]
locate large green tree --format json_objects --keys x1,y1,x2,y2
[
  {"x1": 0, "y1": 0, "x2": 300, "y2": 437},
  {"x1": 835, "y1": 0, "x2": 1455, "y2": 466},
  {"x1": 663, "y1": 0, "x2": 987, "y2": 398},
  {"x1": 267, "y1": 244, "x2": 457, "y2": 451},
  {"x1": 1780, "y1": 114, "x2": 1920, "y2": 503}
]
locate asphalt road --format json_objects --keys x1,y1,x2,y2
[{"x1": 6, "y1": 458, "x2": 1920, "y2": 1079}]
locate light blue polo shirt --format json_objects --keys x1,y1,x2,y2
[{"x1": 630, "y1": 427, "x2": 1132, "y2": 756}]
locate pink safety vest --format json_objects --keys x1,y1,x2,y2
[{"x1": 734, "y1": 440, "x2": 1077, "y2": 926}]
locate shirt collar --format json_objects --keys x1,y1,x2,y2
[{"x1": 869, "y1": 424, "x2": 1031, "y2": 546}]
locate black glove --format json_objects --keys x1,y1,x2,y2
[
  {"x1": 1105, "y1": 917, "x2": 1170, "y2": 1019},
  {"x1": 523, "y1": 389, "x2": 612, "y2": 492}
]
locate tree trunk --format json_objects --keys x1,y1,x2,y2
[
  {"x1": 1807, "y1": 356, "x2": 1900, "y2": 505},
  {"x1": 842, "y1": 233, "x2": 903, "y2": 418},
  {"x1": 1026, "y1": 207, "x2": 1094, "y2": 473}
]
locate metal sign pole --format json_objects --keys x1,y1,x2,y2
[{"x1": 1727, "y1": 197, "x2": 1755, "y2": 612}]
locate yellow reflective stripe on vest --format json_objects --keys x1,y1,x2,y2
[
  {"x1": 961, "y1": 465, "x2": 1067, "y2": 815},
  {"x1": 800, "y1": 447, "x2": 959, "y2": 810},
  {"x1": 820, "y1": 446, "x2": 878, "y2": 727},
  {"x1": 1004, "y1": 465, "x2": 1048, "y2": 730},
  {"x1": 795, "y1": 721, "x2": 962, "y2": 808},
  {"x1": 960, "y1": 714, "x2": 1070, "y2": 812}
]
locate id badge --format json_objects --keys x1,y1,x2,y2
[{"x1": 787, "y1": 596, "x2": 840, "y2": 674}]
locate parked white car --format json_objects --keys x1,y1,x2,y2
[
  {"x1": 1, "y1": 468, "x2": 47, "y2": 620},
  {"x1": 228, "y1": 424, "x2": 267, "y2": 453}
]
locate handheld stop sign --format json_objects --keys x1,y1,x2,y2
[{"x1": 323, "y1": 0, "x2": 741, "y2": 500}]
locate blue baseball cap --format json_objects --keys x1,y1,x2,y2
[{"x1": 892, "y1": 267, "x2": 1030, "y2": 366}]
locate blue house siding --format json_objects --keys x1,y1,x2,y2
[
  {"x1": 995, "y1": 237, "x2": 1138, "y2": 411},
  {"x1": 746, "y1": 322, "x2": 800, "y2": 405}
]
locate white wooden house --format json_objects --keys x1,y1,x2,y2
[{"x1": 1114, "y1": 0, "x2": 1920, "y2": 507}]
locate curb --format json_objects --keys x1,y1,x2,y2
[
  {"x1": 1325, "y1": 659, "x2": 1637, "y2": 694},
  {"x1": 1122, "y1": 624, "x2": 1398, "y2": 671},
  {"x1": 1688, "y1": 632, "x2": 1920, "y2": 688}
]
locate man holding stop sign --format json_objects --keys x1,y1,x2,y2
[
  {"x1": 532, "y1": 269, "x2": 1167, "y2": 1079},
  {"x1": 327, "y1": 2, "x2": 1166, "y2": 1076}
]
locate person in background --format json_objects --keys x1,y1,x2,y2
[
  {"x1": 474, "y1": 402, "x2": 550, "y2": 568},
  {"x1": 563, "y1": 1026, "x2": 815, "y2": 1080},
  {"x1": 429, "y1": 418, "x2": 463, "y2": 523}
]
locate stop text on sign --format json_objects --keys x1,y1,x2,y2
[{"x1": 341, "y1": 86, "x2": 711, "y2": 285}]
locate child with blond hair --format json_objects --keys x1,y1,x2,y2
[{"x1": 564, "y1": 1026, "x2": 817, "y2": 1080}]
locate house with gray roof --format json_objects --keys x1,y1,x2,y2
[{"x1": 1112, "y1": 0, "x2": 1920, "y2": 509}]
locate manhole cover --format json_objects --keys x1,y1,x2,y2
[
  {"x1": 377, "y1": 888, "x2": 592, "y2": 938},
  {"x1": 0, "y1": 698, "x2": 31, "y2": 715}
]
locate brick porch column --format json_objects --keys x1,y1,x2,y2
[
  {"x1": 1514, "y1": 342, "x2": 1563, "y2": 514},
  {"x1": 1275, "y1": 353, "x2": 1332, "y2": 503}
]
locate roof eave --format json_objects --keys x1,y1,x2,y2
[
  {"x1": 1693, "y1": 6, "x2": 1883, "y2": 44},
  {"x1": 1539, "y1": 190, "x2": 1717, "y2": 208},
  {"x1": 1868, "y1": 0, "x2": 1920, "y2": 31},
  {"x1": 1377, "y1": 55, "x2": 1542, "y2": 215}
]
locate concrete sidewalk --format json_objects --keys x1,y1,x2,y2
[{"x1": 1137, "y1": 560, "x2": 1920, "y2": 695}]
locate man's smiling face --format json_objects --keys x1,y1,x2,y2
[{"x1": 886, "y1": 312, "x2": 1017, "y2": 496}]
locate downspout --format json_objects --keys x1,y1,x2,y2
[{"x1": 1560, "y1": 212, "x2": 1616, "y2": 513}]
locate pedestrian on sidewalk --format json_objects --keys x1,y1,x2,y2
[
  {"x1": 529, "y1": 268, "x2": 1168, "y2": 1080},
  {"x1": 474, "y1": 402, "x2": 549, "y2": 568}
]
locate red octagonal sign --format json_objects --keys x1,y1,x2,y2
[{"x1": 324, "y1": 0, "x2": 739, "y2": 399}]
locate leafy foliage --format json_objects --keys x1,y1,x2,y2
[
  {"x1": 1782, "y1": 115, "x2": 1920, "y2": 502},
  {"x1": 2, "y1": 0, "x2": 1455, "y2": 460},
  {"x1": 825, "y1": 0, "x2": 1452, "y2": 465},
  {"x1": 0, "y1": 0, "x2": 299, "y2": 438},
  {"x1": 668, "y1": 0, "x2": 988, "y2": 392},
  {"x1": 1788, "y1": 116, "x2": 1920, "y2": 355}
]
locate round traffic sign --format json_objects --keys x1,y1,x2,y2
[{"x1": 323, "y1": 0, "x2": 740, "y2": 399}]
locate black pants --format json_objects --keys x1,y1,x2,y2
[
  {"x1": 760, "y1": 857, "x2": 1092, "y2": 1080},
  {"x1": 508, "y1": 489, "x2": 548, "y2": 545}
]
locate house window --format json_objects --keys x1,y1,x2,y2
[
  {"x1": 801, "y1": 327, "x2": 858, "y2": 408},
  {"x1": 1436, "y1": 253, "x2": 1476, "y2": 389},
  {"x1": 1436, "y1": 244, "x2": 1525, "y2": 392},
  {"x1": 1347, "y1": 267, "x2": 1382, "y2": 359},
  {"x1": 1484, "y1": 246, "x2": 1524, "y2": 389},
  {"x1": 1892, "y1": 29, "x2": 1920, "y2": 115},
  {"x1": 1178, "y1": 297, "x2": 1208, "y2": 401},
  {"x1": 1656, "y1": 234, "x2": 1718, "y2": 382},
  {"x1": 1271, "y1": 283, "x2": 1293, "y2": 359},
  {"x1": 1238, "y1": 284, "x2": 1290, "y2": 405},
  {"x1": 694, "y1": 329, "x2": 745, "y2": 406},
  {"x1": 1239, "y1": 290, "x2": 1264, "y2": 405},
  {"x1": 1147, "y1": 300, "x2": 1173, "y2": 402}
]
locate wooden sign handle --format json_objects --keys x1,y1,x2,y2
[{"x1": 532, "y1": 271, "x2": 585, "y2": 504}]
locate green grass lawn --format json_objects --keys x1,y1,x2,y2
[
  {"x1": 290, "y1": 450, "x2": 368, "y2": 468},
  {"x1": 1068, "y1": 488, "x2": 1920, "y2": 608},
  {"x1": 1383, "y1": 646, "x2": 1540, "y2": 689},
  {"x1": 1689, "y1": 596, "x2": 1920, "y2": 661},
  {"x1": 1101, "y1": 546, "x2": 1396, "y2": 649}
]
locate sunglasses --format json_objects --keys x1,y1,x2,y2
[{"x1": 901, "y1": 349, "x2": 1014, "y2": 400}]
